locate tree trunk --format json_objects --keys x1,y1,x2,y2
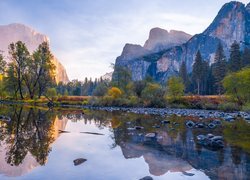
[{"x1": 197, "y1": 81, "x2": 200, "y2": 95}]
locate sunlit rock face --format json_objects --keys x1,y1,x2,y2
[
  {"x1": 113, "y1": 1, "x2": 250, "y2": 83},
  {"x1": 144, "y1": 27, "x2": 191, "y2": 52},
  {"x1": 0, "y1": 23, "x2": 69, "y2": 83}
]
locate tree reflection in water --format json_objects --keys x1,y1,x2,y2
[
  {"x1": 0, "y1": 106, "x2": 250, "y2": 179},
  {"x1": 0, "y1": 106, "x2": 56, "y2": 166}
]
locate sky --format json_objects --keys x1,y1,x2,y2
[{"x1": 0, "y1": 0, "x2": 249, "y2": 81}]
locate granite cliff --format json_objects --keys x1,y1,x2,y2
[
  {"x1": 0, "y1": 23, "x2": 69, "y2": 83},
  {"x1": 113, "y1": 1, "x2": 250, "y2": 83}
]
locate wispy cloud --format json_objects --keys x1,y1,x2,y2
[{"x1": 0, "y1": 0, "x2": 248, "y2": 80}]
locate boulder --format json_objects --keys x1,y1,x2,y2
[
  {"x1": 224, "y1": 116, "x2": 235, "y2": 122},
  {"x1": 161, "y1": 120, "x2": 170, "y2": 124},
  {"x1": 208, "y1": 123, "x2": 216, "y2": 129},
  {"x1": 196, "y1": 134, "x2": 224, "y2": 149},
  {"x1": 145, "y1": 133, "x2": 156, "y2": 138},
  {"x1": 244, "y1": 116, "x2": 250, "y2": 121},
  {"x1": 152, "y1": 125, "x2": 160, "y2": 128},
  {"x1": 196, "y1": 123, "x2": 205, "y2": 128},
  {"x1": 186, "y1": 120, "x2": 195, "y2": 128},
  {"x1": 212, "y1": 119, "x2": 222, "y2": 125},
  {"x1": 73, "y1": 158, "x2": 87, "y2": 166},
  {"x1": 140, "y1": 176, "x2": 153, "y2": 180},
  {"x1": 135, "y1": 126, "x2": 144, "y2": 130}
]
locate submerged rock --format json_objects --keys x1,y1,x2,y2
[{"x1": 73, "y1": 158, "x2": 87, "y2": 166}]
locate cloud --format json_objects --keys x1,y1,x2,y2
[{"x1": 1, "y1": 0, "x2": 246, "y2": 80}]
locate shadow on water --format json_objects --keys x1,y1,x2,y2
[{"x1": 0, "y1": 105, "x2": 250, "y2": 179}]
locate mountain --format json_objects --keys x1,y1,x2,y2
[
  {"x1": 144, "y1": 27, "x2": 191, "y2": 52},
  {"x1": 0, "y1": 23, "x2": 69, "y2": 83},
  {"x1": 113, "y1": 1, "x2": 250, "y2": 83},
  {"x1": 114, "y1": 30, "x2": 191, "y2": 81},
  {"x1": 101, "y1": 72, "x2": 113, "y2": 81}
]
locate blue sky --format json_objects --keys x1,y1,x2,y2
[{"x1": 0, "y1": 0, "x2": 249, "y2": 80}]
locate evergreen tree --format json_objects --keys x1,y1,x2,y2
[
  {"x1": 112, "y1": 66, "x2": 132, "y2": 91},
  {"x1": 228, "y1": 41, "x2": 241, "y2": 72},
  {"x1": 0, "y1": 53, "x2": 6, "y2": 74},
  {"x1": 192, "y1": 50, "x2": 203, "y2": 95},
  {"x1": 179, "y1": 61, "x2": 189, "y2": 92},
  {"x1": 207, "y1": 65, "x2": 216, "y2": 95},
  {"x1": 201, "y1": 60, "x2": 209, "y2": 95},
  {"x1": 242, "y1": 47, "x2": 250, "y2": 67},
  {"x1": 212, "y1": 42, "x2": 227, "y2": 95}
]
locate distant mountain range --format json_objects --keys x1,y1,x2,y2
[
  {"x1": 113, "y1": 1, "x2": 250, "y2": 83},
  {"x1": 0, "y1": 23, "x2": 69, "y2": 83}
]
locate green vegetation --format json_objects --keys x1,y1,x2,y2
[
  {"x1": 1, "y1": 41, "x2": 55, "y2": 100},
  {"x1": 223, "y1": 67, "x2": 250, "y2": 105},
  {"x1": 223, "y1": 119, "x2": 250, "y2": 153},
  {"x1": 1, "y1": 40, "x2": 250, "y2": 111},
  {"x1": 165, "y1": 76, "x2": 184, "y2": 103}
]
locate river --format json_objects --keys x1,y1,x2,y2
[{"x1": 0, "y1": 105, "x2": 249, "y2": 180}]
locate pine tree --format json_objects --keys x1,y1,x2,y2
[
  {"x1": 228, "y1": 41, "x2": 241, "y2": 72},
  {"x1": 212, "y1": 42, "x2": 227, "y2": 95},
  {"x1": 201, "y1": 60, "x2": 209, "y2": 95},
  {"x1": 192, "y1": 50, "x2": 203, "y2": 95},
  {"x1": 242, "y1": 48, "x2": 250, "y2": 67},
  {"x1": 179, "y1": 61, "x2": 189, "y2": 92},
  {"x1": 0, "y1": 53, "x2": 6, "y2": 74}
]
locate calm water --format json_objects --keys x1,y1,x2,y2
[{"x1": 0, "y1": 105, "x2": 250, "y2": 180}]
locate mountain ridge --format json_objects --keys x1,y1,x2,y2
[{"x1": 113, "y1": 1, "x2": 250, "y2": 83}]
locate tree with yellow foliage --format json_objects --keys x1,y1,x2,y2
[{"x1": 108, "y1": 87, "x2": 122, "y2": 99}]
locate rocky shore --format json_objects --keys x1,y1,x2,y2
[
  {"x1": 85, "y1": 106, "x2": 250, "y2": 121},
  {"x1": 1, "y1": 100, "x2": 250, "y2": 121}
]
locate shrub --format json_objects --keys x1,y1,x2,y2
[
  {"x1": 218, "y1": 102, "x2": 240, "y2": 112},
  {"x1": 242, "y1": 103, "x2": 250, "y2": 112},
  {"x1": 165, "y1": 76, "x2": 184, "y2": 103},
  {"x1": 46, "y1": 88, "x2": 57, "y2": 101},
  {"x1": 108, "y1": 87, "x2": 122, "y2": 99},
  {"x1": 223, "y1": 68, "x2": 250, "y2": 105},
  {"x1": 141, "y1": 83, "x2": 165, "y2": 107}
]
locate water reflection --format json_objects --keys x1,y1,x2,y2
[{"x1": 0, "y1": 106, "x2": 250, "y2": 179}]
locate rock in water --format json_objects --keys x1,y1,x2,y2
[
  {"x1": 145, "y1": 133, "x2": 156, "y2": 138},
  {"x1": 186, "y1": 120, "x2": 195, "y2": 128},
  {"x1": 139, "y1": 176, "x2": 153, "y2": 180},
  {"x1": 73, "y1": 158, "x2": 87, "y2": 166}
]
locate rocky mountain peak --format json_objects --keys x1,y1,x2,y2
[
  {"x1": 119, "y1": 43, "x2": 150, "y2": 61},
  {"x1": 203, "y1": 1, "x2": 246, "y2": 47},
  {"x1": 143, "y1": 27, "x2": 191, "y2": 52}
]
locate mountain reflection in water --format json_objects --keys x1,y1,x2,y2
[{"x1": 0, "y1": 105, "x2": 249, "y2": 179}]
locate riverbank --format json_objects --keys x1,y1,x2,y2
[{"x1": 1, "y1": 99, "x2": 250, "y2": 121}]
